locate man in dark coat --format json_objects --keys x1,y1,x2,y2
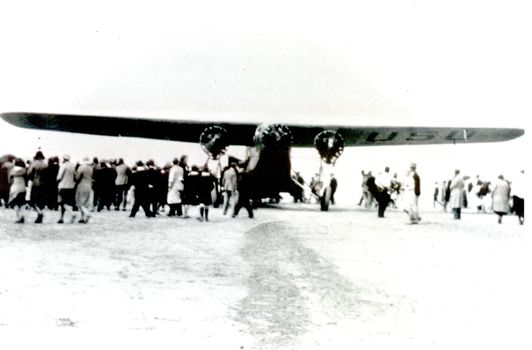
[
  {"x1": 129, "y1": 161, "x2": 153, "y2": 218},
  {"x1": 27, "y1": 151, "x2": 48, "y2": 223},
  {"x1": 329, "y1": 173, "x2": 338, "y2": 205},
  {"x1": 233, "y1": 169, "x2": 254, "y2": 219}
]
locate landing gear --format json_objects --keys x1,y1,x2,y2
[{"x1": 320, "y1": 186, "x2": 332, "y2": 211}]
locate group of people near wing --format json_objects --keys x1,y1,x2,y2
[
  {"x1": 357, "y1": 166, "x2": 525, "y2": 225},
  {"x1": 0, "y1": 151, "x2": 254, "y2": 224},
  {"x1": 0, "y1": 150, "x2": 525, "y2": 225}
]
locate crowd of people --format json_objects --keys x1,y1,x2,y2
[
  {"x1": 359, "y1": 165, "x2": 525, "y2": 225},
  {"x1": 0, "y1": 151, "x2": 255, "y2": 224},
  {"x1": 0, "y1": 150, "x2": 525, "y2": 226}
]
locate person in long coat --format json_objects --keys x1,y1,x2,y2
[
  {"x1": 449, "y1": 169, "x2": 465, "y2": 219},
  {"x1": 511, "y1": 170, "x2": 525, "y2": 225},
  {"x1": 27, "y1": 151, "x2": 48, "y2": 223},
  {"x1": 222, "y1": 162, "x2": 238, "y2": 215},
  {"x1": 9, "y1": 158, "x2": 27, "y2": 223},
  {"x1": 167, "y1": 158, "x2": 184, "y2": 217},
  {"x1": 492, "y1": 174, "x2": 511, "y2": 224},
  {"x1": 75, "y1": 157, "x2": 93, "y2": 223}
]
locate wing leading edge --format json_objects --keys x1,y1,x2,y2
[{"x1": 1, "y1": 112, "x2": 524, "y2": 147}]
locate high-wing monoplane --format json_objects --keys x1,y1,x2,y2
[{"x1": 1, "y1": 112, "x2": 524, "y2": 210}]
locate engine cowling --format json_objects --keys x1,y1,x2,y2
[
  {"x1": 199, "y1": 126, "x2": 229, "y2": 160},
  {"x1": 253, "y1": 124, "x2": 292, "y2": 149},
  {"x1": 314, "y1": 130, "x2": 344, "y2": 165}
]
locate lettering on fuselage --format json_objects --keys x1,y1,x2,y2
[
  {"x1": 366, "y1": 131, "x2": 398, "y2": 142},
  {"x1": 406, "y1": 131, "x2": 435, "y2": 141},
  {"x1": 364, "y1": 129, "x2": 475, "y2": 143}
]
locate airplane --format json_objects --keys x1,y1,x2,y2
[{"x1": 0, "y1": 112, "x2": 525, "y2": 211}]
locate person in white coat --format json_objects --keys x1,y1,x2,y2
[
  {"x1": 222, "y1": 162, "x2": 238, "y2": 215},
  {"x1": 492, "y1": 174, "x2": 511, "y2": 224},
  {"x1": 449, "y1": 169, "x2": 465, "y2": 220},
  {"x1": 167, "y1": 158, "x2": 184, "y2": 217},
  {"x1": 57, "y1": 154, "x2": 77, "y2": 224}
]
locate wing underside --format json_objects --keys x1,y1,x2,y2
[{"x1": 1, "y1": 112, "x2": 524, "y2": 147}]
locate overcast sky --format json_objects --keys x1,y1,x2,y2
[{"x1": 0, "y1": 0, "x2": 529, "y2": 202}]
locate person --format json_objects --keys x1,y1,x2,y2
[
  {"x1": 91, "y1": 157, "x2": 102, "y2": 210},
  {"x1": 197, "y1": 166, "x2": 216, "y2": 222},
  {"x1": 178, "y1": 155, "x2": 192, "y2": 218},
  {"x1": 364, "y1": 171, "x2": 376, "y2": 208},
  {"x1": 233, "y1": 169, "x2": 254, "y2": 219},
  {"x1": 510, "y1": 170, "x2": 524, "y2": 225},
  {"x1": 433, "y1": 182, "x2": 440, "y2": 208},
  {"x1": 114, "y1": 158, "x2": 130, "y2": 211},
  {"x1": 75, "y1": 157, "x2": 93, "y2": 223},
  {"x1": 43, "y1": 156, "x2": 59, "y2": 210},
  {"x1": 0, "y1": 157, "x2": 15, "y2": 208},
  {"x1": 184, "y1": 165, "x2": 202, "y2": 219},
  {"x1": 492, "y1": 174, "x2": 511, "y2": 224},
  {"x1": 145, "y1": 159, "x2": 160, "y2": 216},
  {"x1": 374, "y1": 167, "x2": 392, "y2": 218},
  {"x1": 167, "y1": 158, "x2": 184, "y2": 217},
  {"x1": 8, "y1": 158, "x2": 27, "y2": 223},
  {"x1": 27, "y1": 150, "x2": 48, "y2": 223},
  {"x1": 329, "y1": 173, "x2": 338, "y2": 205},
  {"x1": 222, "y1": 162, "x2": 238, "y2": 215},
  {"x1": 309, "y1": 173, "x2": 322, "y2": 203},
  {"x1": 449, "y1": 169, "x2": 465, "y2": 220},
  {"x1": 291, "y1": 171, "x2": 305, "y2": 203},
  {"x1": 129, "y1": 161, "x2": 153, "y2": 218},
  {"x1": 96, "y1": 160, "x2": 116, "y2": 212},
  {"x1": 403, "y1": 163, "x2": 421, "y2": 224},
  {"x1": 56, "y1": 154, "x2": 77, "y2": 223}
]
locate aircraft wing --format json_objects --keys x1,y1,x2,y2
[{"x1": 1, "y1": 112, "x2": 524, "y2": 147}]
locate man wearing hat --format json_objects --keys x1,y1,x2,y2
[
  {"x1": 56, "y1": 154, "x2": 77, "y2": 223},
  {"x1": 27, "y1": 150, "x2": 48, "y2": 223},
  {"x1": 404, "y1": 163, "x2": 421, "y2": 224}
]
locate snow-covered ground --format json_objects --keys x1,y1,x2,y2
[{"x1": 0, "y1": 204, "x2": 529, "y2": 349}]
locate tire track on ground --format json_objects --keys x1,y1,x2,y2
[{"x1": 237, "y1": 221, "x2": 387, "y2": 349}]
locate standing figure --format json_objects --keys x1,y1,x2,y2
[
  {"x1": 374, "y1": 167, "x2": 392, "y2": 218},
  {"x1": 43, "y1": 156, "x2": 59, "y2": 210},
  {"x1": 114, "y1": 158, "x2": 130, "y2": 211},
  {"x1": 56, "y1": 154, "x2": 77, "y2": 223},
  {"x1": 449, "y1": 169, "x2": 465, "y2": 220},
  {"x1": 27, "y1": 151, "x2": 48, "y2": 223},
  {"x1": 75, "y1": 157, "x2": 93, "y2": 223},
  {"x1": 492, "y1": 174, "x2": 511, "y2": 224},
  {"x1": 511, "y1": 170, "x2": 525, "y2": 225},
  {"x1": 403, "y1": 163, "x2": 421, "y2": 224},
  {"x1": 96, "y1": 160, "x2": 116, "y2": 211},
  {"x1": 329, "y1": 173, "x2": 338, "y2": 205},
  {"x1": 167, "y1": 158, "x2": 184, "y2": 217},
  {"x1": 0, "y1": 157, "x2": 14, "y2": 208},
  {"x1": 222, "y1": 162, "x2": 238, "y2": 215},
  {"x1": 129, "y1": 161, "x2": 153, "y2": 218},
  {"x1": 197, "y1": 166, "x2": 215, "y2": 222},
  {"x1": 145, "y1": 160, "x2": 160, "y2": 216},
  {"x1": 233, "y1": 170, "x2": 254, "y2": 219},
  {"x1": 8, "y1": 158, "x2": 27, "y2": 223},
  {"x1": 178, "y1": 155, "x2": 192, "y2": 218},
  {"x1": 309, "y1": 173, "x2": 322, "y2": 203}
]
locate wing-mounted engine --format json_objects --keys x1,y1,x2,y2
[
  {"x1": 253, "y1": 124, "x2": 292, "y2": 149},
  {"x1": 314, "y1": 130, "x2": 344, "y2": 165},
  {"x1": 199, "y1": 126, "x2": 229, "y2": 160}
]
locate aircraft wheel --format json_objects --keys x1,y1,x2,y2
[{"x1": 320, "y1": 186, "x2": 332, "y2": 211}]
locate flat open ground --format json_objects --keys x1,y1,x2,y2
[{"x1": 0, "y1": 204, "x2": 529, "y2": 349}]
